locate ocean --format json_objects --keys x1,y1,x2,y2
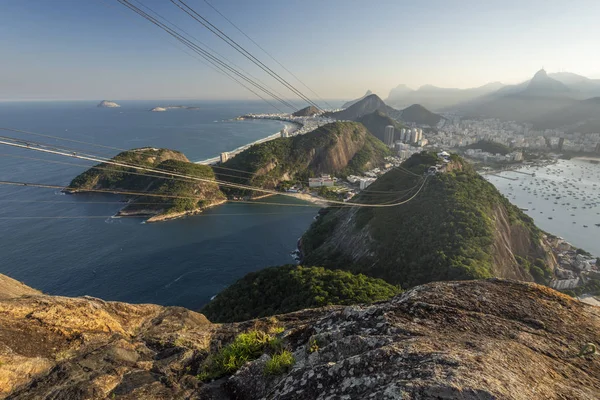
[
  {"x1": 2, "y1": 101, "x2": 599, "y2": 310},
  {"x1": 0, "y1": 100, "x2": 318, "y2": 309},
  {"x1": 485, "y1": 159, "x2": 600, "y2": 257}
]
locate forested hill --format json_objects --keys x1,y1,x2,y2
[
  {"x1": 300, "y1": 152, "x2": 557, "y2": 288},
  {"x1": 67, "y1": 148, "x2": 225, "y2": 221},
  {"x1": 465, "y1": 140, "x2": 511, "y2": 155},
  {"x1": 201, "y1": 265, "x2": 401, "y2": 322},
  {"x1": 217, "y1": 121, "x2": 390, "y2": 195}
]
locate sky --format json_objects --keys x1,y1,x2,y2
[{"x1": 2, "y1": 0, "x2": 600, "y2": 102}]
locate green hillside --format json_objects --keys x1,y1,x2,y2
[
  {"x1": 465, "y1": 140, "x2": 511, "y2": 155},
  {"x1": 201, "y1": 265, "x2": 401, "y2": 322},
  {"x1": 68, "y1": 148, "x2": 225, "y2": 219},
  {"x1": 217, "y1": 122, "x2": 390, "y2": 195},
  {"x1": 301, "y1": 152, "x2": 553, "y2": 288}
]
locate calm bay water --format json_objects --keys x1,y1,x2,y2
[
  {"x1": 0, "y1": 100, "x2": 317, "y2": 309},
  {"x1": 486, "y1": 159, "x2": 600, "y2": 257}
]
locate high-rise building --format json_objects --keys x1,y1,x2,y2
[
  {"x1": 596, "y1": 143, "x2": 600, "y2": 154},
  {"x1": 384, "y1": 125, "x2": 395, "y2": 147},
  {"x1": 220, "y1": 152, "x2": 229, "y2": 163},
  {"x1": 558, "y1": 137, "x2": 565, "y2": 151},
  {"x1": 410, "y1": 129, "x2": 418, "y2": 144}
]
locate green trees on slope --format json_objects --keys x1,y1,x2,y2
[
  {"x1": 301, "y1": 152, "x2": 548, "y2": 288},
  {"x1": 201, "y1": 265, "x2": 401, "y2": 323}
]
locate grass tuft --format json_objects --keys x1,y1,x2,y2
[
  {"x1": 197, "y1": 330, "x2": 282, "y2": 381},
  {"x1": 264, "y1": 350, "x2": 295, "y2": 375}
]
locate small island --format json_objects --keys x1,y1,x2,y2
[
  {"x1": 150, "y1": 105, "x2": 200, "y2": 112},
  {"x1": 97, "y1": 100, "x2": 121, "y2": 108},
  {"x1": 66, "y1": 148, "x2": 226, "y2": 222}
]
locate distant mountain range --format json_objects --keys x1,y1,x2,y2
[
  {"x1": 368, "y1": 70, "x2": 600, "y2": 131},
  {"x1": 456, "y1": 69, "x2": 600, "y2": 125},
  {"x1": 386, "y1": 82, "x2": 504, "y2": 111},
  {"x1": 332, "y1": 94, "x2": 443, "y2": 127},
  {"x1": 531, "y1": 97, "x2": 600, "y2": 133}
]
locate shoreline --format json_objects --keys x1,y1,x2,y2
[
  {"x1": 573, "y1": 156, "x2": 600, "y2": 162},
  {"x1": 195, "y1": 118, "x2": 303, "y2": 165},
  {"x1": 114, "y1": 199, "x2": 229, "y2": 223}
]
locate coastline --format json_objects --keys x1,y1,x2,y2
[
  {"x1": 116, "y1": 199, "x2": 228, "y2": 223},
  {"x1": 573, "y1": 156, "x2": 600, "y2": 162},
  {"x1": 195, "y1": 118, "x2": 303, "y2": 165}
]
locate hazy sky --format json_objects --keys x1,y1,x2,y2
[{"x1": 2, "y1": 0, "x2": 600, "y2": 101}]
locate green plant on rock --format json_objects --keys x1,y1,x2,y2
[
  {"x1": 308, "y1": 337, "x2": 320, "y2": 353},
  {"x1": 264, "y1": 350, "x2": 295, "y2": 375},
  {"x1": 197, "y1": 330, "x2": 283, "y2": 381}
]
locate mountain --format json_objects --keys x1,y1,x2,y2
[
  {"x1": 217, "y1": 121, "x2": 390, "y2": 195},
  {"x1": 523, "y1": 69, "x2": 571, "y2": 96},
  {"x1": 301, "y1": 152, "x2": 557, "y2": 288},
  {"x1": 2, "y1": 274, "x2": 599, "y2": 398},
  {"x1": 341, "y1": 90, "x2": 373, "y2": 109},
  {"x1": 385, "y1": 84, "x2": 413, "y2": 105},
  {"x1": 550, "y1": 72, "x2": 600, "y2": 97},
  {"x1": 532, "y1": 97, "x2": 600, "y2": 133},
  {"x1": 292, "y1": 105, "x2": 320, "y2": 117},
  {"x1": 201, "y1": 265, "x2": 401, "y2": 322},
  {"x1": 67, "y1": 148, "x2": 226, "y2": 222},
  {"x1": 386, "y1": 82, "x2": 504, "y2": 111},
  {"x1": 329, "y1": 94, "x2": 401, "y2": 121},
  {"x1": 398, "y1": 103, "x2": 443, "y2": 126},
  {"x1": 356, "y1": 110, "x2": 404, "y2": 143},
  {"x1": 459, "y1": 69, "x2": 578, "y2": 121},
  {"x1": 97, "y1": 100, "x2": 120, "y2": 108}
]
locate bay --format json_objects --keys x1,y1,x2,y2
[
  {"x1": 0, "y1": 100, "x2": 317, "y2": 309},
  {"x1": 485, "y1": 158, "x2": 600, "y2": 257}
]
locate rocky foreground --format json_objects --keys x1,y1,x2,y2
[{"x1": 0, "y1": 276, "x2": 599, "y2": 399}]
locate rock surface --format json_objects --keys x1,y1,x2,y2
[{"x1": 1, "y1": 276, "x2": 599, "y2": 399}]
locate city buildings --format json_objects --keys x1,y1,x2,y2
[
  {"x1": 308, "y1": 174, "x2": 334, "y2": 188},
  {"x1": 384, "y1": 125, "x2": 395, "y2": 147},
  {"x1": 428, "y1": 116, "x2": 600, "y2": 154},
  {"x1": 220, "y1": 152, "x2": 229, "y2": 163}
]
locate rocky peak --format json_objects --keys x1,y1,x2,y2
[
  {"x1": 1, "y1": 276, "x2": 599, "y2": 399},
  {"x1": 532, "y1": 68, "x2": 548, "y2": 80}
]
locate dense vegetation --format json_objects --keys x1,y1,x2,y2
[
  {"x1": 217, "y1": 122, "x2": 390, "y2": 196},
  {"x1": 302, "y1": 152, "x2": 548, "y2": 288},
  {"x1": 123, "y1": 159, "x2": 225, "y2": 215},
  {"x1": 465, "y1": 140, "x2": 511, "y2": 155},
  {"x1": 68, "y1": 148, "x2": 225, "y2": 217},
  {"x1": 201, "y1": 265, "x2": 401, "y2": 322},
  {"x1": 68, "y1": 148, "x2": 188, "y2": 191}
]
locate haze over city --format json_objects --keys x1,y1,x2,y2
[{"x1": 2, "y1": 0, "x2": 600, "y2": 100}]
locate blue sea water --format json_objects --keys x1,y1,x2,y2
[{"x1": 0, "y1": 100, "x2": 317, "y2": 309}]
